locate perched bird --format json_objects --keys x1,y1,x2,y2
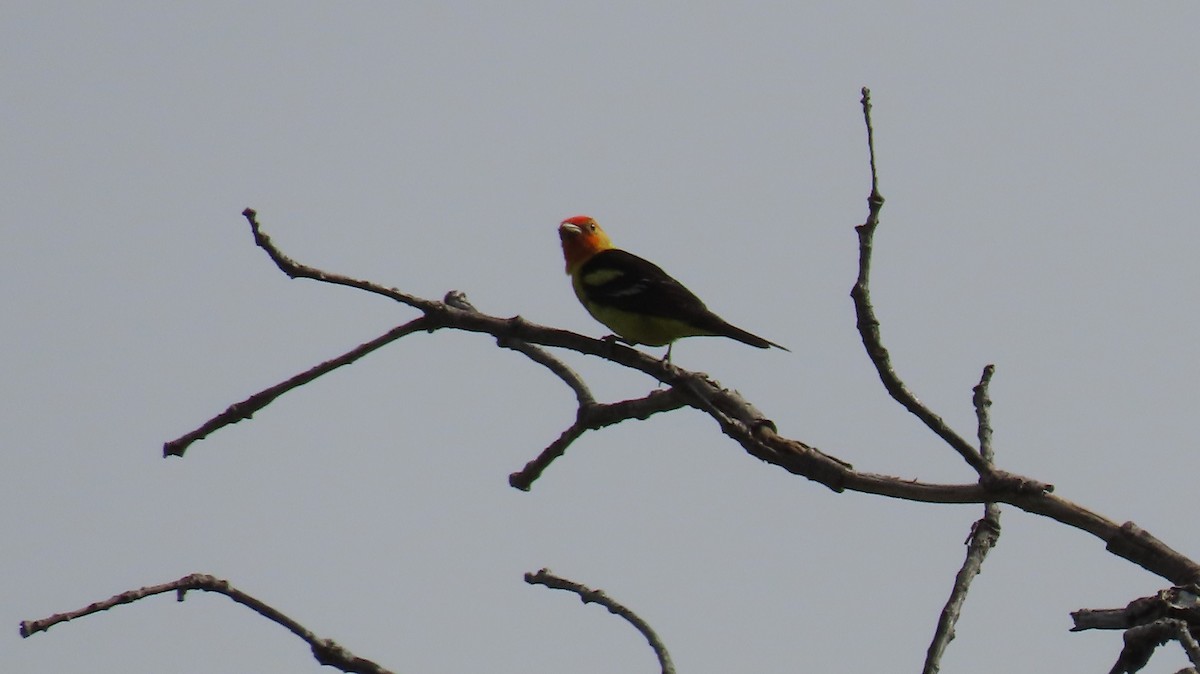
[{"x1": 558, "y1": 215, "x2": 788, "y2": 358}]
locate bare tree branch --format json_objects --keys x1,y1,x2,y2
[
  {"x1": 163, "y1": 318, "x2": 430, "y2": 457},
  {"x1": 848, "y1": 90, "x2": 1199, "y2": 670},
  {"x1": 526, "y1": 568, "x2": 674, "y2": 674},
  {"x1": 20, "y1": 574, "x2": 395, "y2": 674},
  {"x1": 445, "y1": 290, "x2": 596, "y2": 407},
  {"x1": 141, "y1": 92, "x2": 1200, "y2": 674},
  {"x1": 850, "y1": 88, "x2": 991, "y2": 477},
  {"x1": 444, "y1": 290, "x2": 688, "y2": 488},
  {"x1": 974, "y1": 365, "x2": 997, "y2": 464},
  {"x1": 847, "y1": 90, "x2": 1200, "y2": 671},
  {"x1": 1104, "y1": 619, "x2": 1200, "y2": 674},
  {"x1": 1177, "y1": 624, "x2": 1200, "y2": 668},
  {"x1": 510, "y1": 388, "x2": 688, "y2": 490},
  {"x1": 246, "y1": 208, "x2": 439, "y2": 314},
  {"x1": 1072, "y1": 586, "x2": 1200, "y2": 633},
  {"x1": 160, "y1": 206, "x2": 1200, "y2": 587},
  {"x1": 923, "y1": 366, "x2": 1003, "y2": 673},
  {"x1": 14, "y1": 82, "x2": 1197, "y2": 674}
]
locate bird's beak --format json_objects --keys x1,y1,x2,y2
[{"x1": 558, "y1": 222, "x2": 581, "y2": 238}]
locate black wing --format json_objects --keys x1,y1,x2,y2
[{"x1": 577, "y1": 249, "x2": 713, "y2": 323}]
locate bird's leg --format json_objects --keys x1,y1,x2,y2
[{"x1": 650, "y1": 344, "x2": 675, "y2": 388}]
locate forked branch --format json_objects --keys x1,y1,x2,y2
[
  {"x1": 157, "y1": 204, "x2": 1199, "y2": 587},
  {"x1": 135, "y1": 90, "x2": 1200, "y2": 673}
]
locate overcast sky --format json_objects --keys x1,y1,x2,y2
[{"x1": 5, "y1": 3, "x2": 1199, "y2": 673}]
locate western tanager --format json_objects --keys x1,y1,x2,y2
[{"x1": 558, "y1": 215, "x2": 788, "y2": 355}]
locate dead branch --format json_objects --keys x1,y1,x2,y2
[
  {"x1": 159, "y1": 205, "x2": 1200, "y2": 588},
  {"x1": 132, "y1": 90, "x2": 1200, "y2": 672},
  {"x1": 20, "y1": 574, "x2": 394, "y2": 674},
  {"x1": 923, "y1": 365, "x2": 1003, "y2": 674},
  {"x1": 526, "y1": 568, "x2": 674, "y2": 674}
]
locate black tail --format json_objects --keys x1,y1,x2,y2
[{"x1": 708, "y1": 315, "x2": 789, "y2": 351}]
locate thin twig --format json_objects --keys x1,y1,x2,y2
[
  {"x1": 923, "y1": 366, "x2": 1003, "y2": 674},
  {"x1": 164, "y1": 319, "x2": 430, "y2": 457},
  {"x1": 850, "y1": 88, "x2": 991, "y2": 476},
  {"x1": 510, "y1": 389, "x2": 688, "y2": 490},
  {"x1": 245, "y1": 208, "x2": 438, "y2": 313},
  {"x1": 20, "y1": 574, "x2": 394, "y2": 674},
  {"x1": 526, "y1": 569, "x2": 675, "y2": 674},
  {"x1": 445, "y1": 290, "x2": 596, "y2": 407},
  {"x1": 974, "y1": 365, "x2": 996, "y2": 462}
]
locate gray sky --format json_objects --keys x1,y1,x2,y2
[{"x1": 5, "y1": 3, "x2": 1199, "y2": 672}]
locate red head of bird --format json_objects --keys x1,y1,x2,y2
[{"x1": 558, "y1": 215, "x2": 614, "y2": 274}]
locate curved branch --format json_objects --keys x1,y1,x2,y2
[
  {"x1": 850, "y1": 88, "x2": 990, "y2": 476},
  {"x1": 20, "y1": 574, "x2": 393, "y2": 674},
  {"x1": 246, "y1": 208, "x2": 439, "y2": 314},
  {"x1": 526, "y1": 568, "x2": 675, "y2": 674},
  {"x1": 446, "y1": 290, "x2": 597, "y2": 407}
]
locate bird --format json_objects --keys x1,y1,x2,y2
[{"x1": 558, "y1": 215, "x2": 788, "y2": 360}]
